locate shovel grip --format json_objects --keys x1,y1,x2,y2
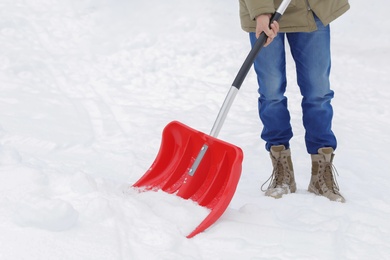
[{"x1": 231, "y1": 7, "x2": 286, "y2": 90}]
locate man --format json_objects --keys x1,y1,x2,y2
[{"x1": 239, "y1": 0, "x2": 350, "y2": 202}]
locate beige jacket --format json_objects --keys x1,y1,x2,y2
[{"x1": 239, "y1": 0, "x2": 350, "y2": 33}]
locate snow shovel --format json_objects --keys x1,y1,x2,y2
[{"x1": 133, "y1": 0, "x2": 291, "y2": 238}]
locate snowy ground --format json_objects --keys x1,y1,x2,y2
[{"x1": 1, "y1": 0, "x2": 389, "y2": 259}]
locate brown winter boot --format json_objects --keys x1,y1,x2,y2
[
  {"x1": 308, "y1": 147, "x2": 345, "y2": 203},
  {"x1": 261, "y1": 145, "x2": 296, "y2": 199}
]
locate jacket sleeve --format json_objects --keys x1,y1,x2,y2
[{"x1": 243, "y1": 0, "x2": 275, "y2": 20}]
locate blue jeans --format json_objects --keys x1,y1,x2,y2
[{"x1": 250, "y1": 16, "x2": 337, "y2": 154}]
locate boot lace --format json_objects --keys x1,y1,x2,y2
[
  {"x1": 323, "y1": 161, "x2": 341, "y2": 194},
  {"x1": 261, "y1": 159, "x2": 285, "y2": 192}
]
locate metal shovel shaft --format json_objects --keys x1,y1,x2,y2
[{"x1": 209, "y1": 87, "x2": 238, "y2": 137}]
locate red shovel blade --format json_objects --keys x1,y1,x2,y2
[{"x1": 133, "y1": 121, "x2": 243, "y2": 238}]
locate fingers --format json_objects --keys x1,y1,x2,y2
[
  {"x1": 270, "y1": 20, "x2": 279, "y2": 35},
  {"x1": 264, "y1": 21, "x2": 279, "y2": 47}
]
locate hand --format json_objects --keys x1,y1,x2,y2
[{"x1": 255, "y1": 14, "x2": 280, "y2": 47}]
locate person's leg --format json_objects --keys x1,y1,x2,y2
[
  {"x1": 287, "y1": 17, "x2": 344, "y2": 202},
  {"x1": 286, "y1": 17, "x2": 337, "y2": 154},
  {"x1": 250, "y1": 32, "x2": 293, "y2": 152},
  {"x1": 250, "y1": 33, "x2": 296, "y2": 199}
]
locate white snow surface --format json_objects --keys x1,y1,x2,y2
[{"x1": 1, "y1": 0, "x2": 389, "y2": 259}]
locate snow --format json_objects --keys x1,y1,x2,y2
[{"x1": 0, "y1": 0, "x2": 389, "y2": 259}]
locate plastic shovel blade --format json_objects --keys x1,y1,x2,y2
[{"x1": 133, "y1": 121, "x2": 243, "y2": 238}]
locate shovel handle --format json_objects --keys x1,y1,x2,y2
[
  {"x1": 209, "y1": 0, "x2": 291, "y2": 138},
  {"x1": 232, "y1": 0, "x2": 290, "y2": 89}
]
